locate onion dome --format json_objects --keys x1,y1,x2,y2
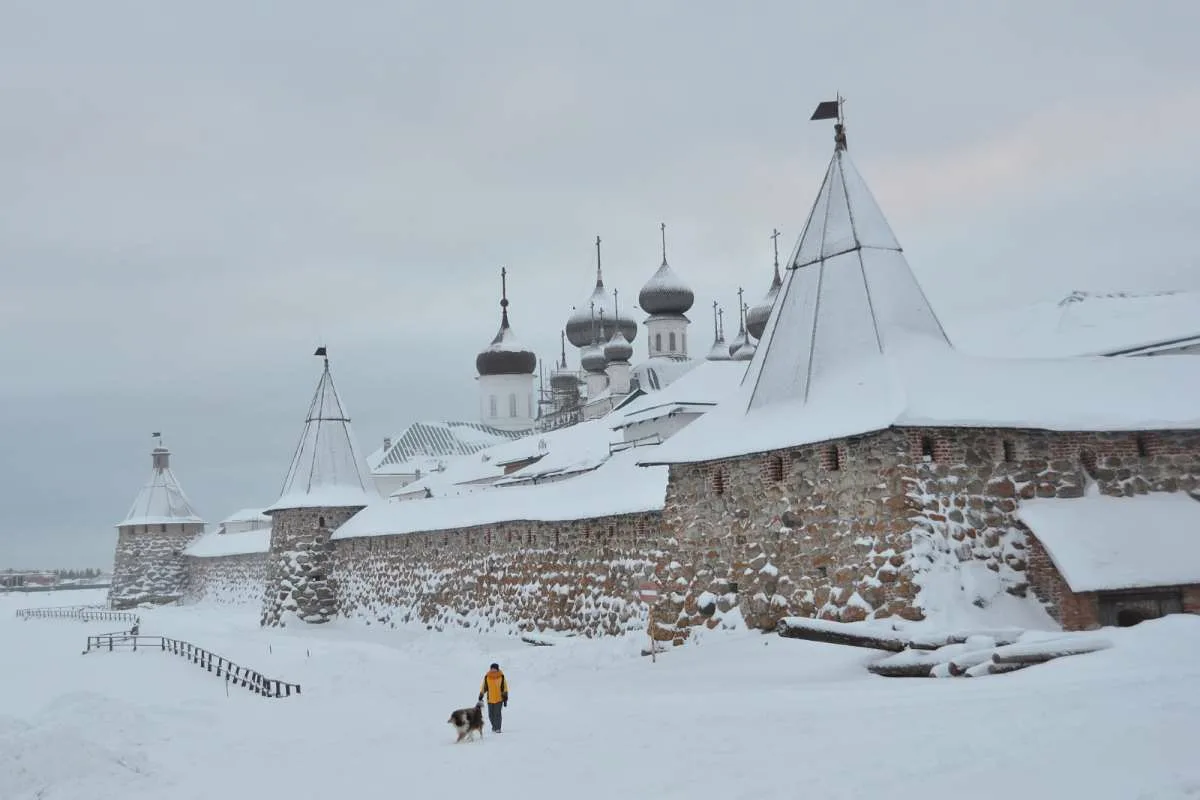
[
  {"x1": 550, "y1": 331, "x2": 579, "y2": 390},
  {"x1": 476, "y1": 268, "x2": 537, "y2": 377},
  {"x1": 732, "y1": 338, "x2": 756, "y2": 361},
  {"x1": 565, "y1": 236, "x2": 638, "y2": 347},
  {"x1": 604, "y1": 329, "x2": 633, "y2": 364},
  {"x1": 638, "y1": 223, "x2": 695, "y2": 316},
  {"x1": 580, "y1": 341, "x2": 607, "y2": 373},
  {"x1": 746, "y1": 230, "x2": 784, "y2": 341},
  {"x1": 706, "y1": 303, "x2": 732, "y2": 361}
]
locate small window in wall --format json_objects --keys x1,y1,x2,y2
[
  {"x1": 669, "y1": 332, "x2": 676, "y2": 351},
  {"x1": 160, "y1": 523, "x2": 166, "y2": 533},
  {"x1": 554, "y1": 531, "x2": 560, "y2": 547},
  {"x1": 766, "y1": 454, "x2": 785, "y2": 482},
  {"x1": 485, "y1": 531, "x2": 492, "y2": 546},
  {"x1": 712, "y1": 470, "x2": 726, "y2": 495},
  {"x1": 489, "y1": 395, "x2": 498, "y2": 418},
  {"x1": 655, "y1": 333, "x2": 662, "y2": 352},
  {"x1": 509, "y1": 393, "x2": 517, "y2": 417},
  {"x1": 824, "y1": 446, "x2": 841, "y2": 472},
  {"x1": 682, "y1": 332, "x2": 687, "y2": 354},
  {"x1": 920, "y1": 436, "x2": 935, "y2": 462},
  {"x1": 318, "y1": 516, "x2": 326, "y2": 528},
  {"x1": 1136, "y1": 434, "x2": 1150, "y2": 458},
  {"x1": 1002, "y1": 439, "x2": 1016, "y2": 463}
]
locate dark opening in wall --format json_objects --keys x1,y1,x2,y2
[
  {"x1": 728, "y1": 581, "x2": 739, "y2": 594},
  {"x1": 920, "y1": 436, "x2": 934, "y2": 461},
  {"x1": 816, "y1": 565, "x2": 828, "y2": 579},
  {"x1": 1079, "y1": 448, "x2": 1099, "y2": 479},
  {"x1": 712, "y1": 471, "x2": 726, "y2": 495},
  {"x1": 766, "y1": 454, "x2": 785, "y2": 482},
  {"x1": 485, "y1": 532, "x2": 492, "y2": 546},
  {"x1": 527, "y1": 531, "x2": 534, "y2": 545},
  {"x1": 554, "y1": 531, "x2": 560, "y2": 547},
  {"x1": 310, "y1": 573, "x2": 325, "y2": 582},
  {"x1": 1002, "y1": 439, "x2": 1016, "y2": 463},
  {"x1": 826, "y1": 446, "x2": 841, "y2": 471},
  {"x1": 318, "y1": 516, "x2": 326, "y2": 528},
  {"x1": 1136, "y1": 434, "x2": 1150, "y2": 458}
]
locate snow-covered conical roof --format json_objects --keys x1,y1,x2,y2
[
  {"x1": 118, "y1": 444, "x2": 204, "y2": 527},
  {"x1": 565, "y1": 238, "x2": 638, "y2": 347},
  {"x1": 744, "y1": 130, "x2": 950, "y2": 411},
  {"x1": 266, "y1": 353, "x2": 376, "y2": 512},
  {"x1": 477, "y1": 270, "x2": 537, "y2": 377},
  {"x1": 638, "y1": 224, "x2": 694, "y2": 316}
]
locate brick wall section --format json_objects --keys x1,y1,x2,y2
[
  {"x1": 261, "y1": 505, "x2": 363, "y2": 627},
  {"x1": 182, "y1": 553, "x2": 267, "y2": 606},
  {"x1": 331, "y1": 512, "x2": 663, "y2": 637},
  {"x1": 109, "y1": 522, "x2": 204, "y2": 609},
  {"x1": 658, "y1": 427, "x2": 1200, "y2": 640}
]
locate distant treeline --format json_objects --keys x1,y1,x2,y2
[{"x1": 1, "y1": 568, "x2": 106, "y2": 578}]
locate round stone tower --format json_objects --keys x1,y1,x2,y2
[
  {"x1": 260, "y1": 348, "x2": 376, "y2": 627},
  {"x1": 109, "y1": 437, "x2": 206, "y2": 609}
]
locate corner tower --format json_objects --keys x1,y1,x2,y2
[
  {"x1": 261, "y1": 348, "x2": 376, "y2": 627},
  {"x1": 109, "y1": 436, "x2": 205, "y2": 609}
]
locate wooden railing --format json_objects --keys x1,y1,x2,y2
[
  {"x1": 17, "y1": 606, "x2": 138, "y2": 624},
  {"x1": 83, "y1": 633, "x2": 302, "y2": 698}
]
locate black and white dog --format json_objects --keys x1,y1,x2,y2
[{"x1": 447, "y1": 702, "x2": 485, "y2": 743}]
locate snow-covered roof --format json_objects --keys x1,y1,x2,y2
[
  {"x1": 335, "y1": 449, "x2": 667, "y2": 540},
  {"x1": 265, "y1": 356, "x2": 376, "y2": 513},
  {"x1": 631, "y1": 357, "x2": 699, "y2": 392},
  {"x1": 184, "y1": 529, "x2": 271, "y2": 558},
  {"x1": 393, "y1": 417, "x2": 616, "y2": 499},
  {"x1": 219, "y1": 508, "x2": 270, "y2": 525},
  {"x1": 612, "y1": 360, "x2": 747, "y2": 430},
  {"x1": 640, "y1": 134, "x2": 1200, "y2": 467},
  {"x1": 117, "y1": 447, "x2": 205, "y2": 527},
  {"x1": 943, "y1": 290, "x2": 1200, "y2": 359},
  {"x1": 476, "y1": 280, "x2": 537, "y2": 377},
  {"x1": 367, "y1": 421, "x2": 524, "y2": 474},
  {"x1": 1017, "y1": 490, "x2": 1200, "y2": 592}
]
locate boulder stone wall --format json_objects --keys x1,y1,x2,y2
[
  {"x1": 657, "y1": 427, "x2": 1200, "y2": 640},
  {"x1": 109, "y1": 523, "x2": 204, "y2": 609},
  {"x1": 261, "y1": 505, "x2": 363, "y2": 627},
  {"x1": 182, "y1": 552, "x2": 267, "y2": 606},
  {"x1": 332, "y1": 512, "x2": 665, "y2": 637}
]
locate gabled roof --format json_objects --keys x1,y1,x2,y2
[
  {"x1": 368, "y1": 421, "x2": 525, "y2": 474},
  {"x1": 265, "y1": 356, "x2": 376, "y2": 512},
  {"x1": 118, "y1": 446, "x2": 205, "y2": 527}
]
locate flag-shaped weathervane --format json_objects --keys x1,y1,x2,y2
[
  {"x1": 314, "y1": 346, "x2": 328, "y2": 357},
  {"x1": 151, "y1": 431, "x2": 161, "y2": 438},
  {"x1": 811, "y1": 96, "x2": 847, "y2": 150}
]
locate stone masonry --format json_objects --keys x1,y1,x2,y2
[
  {"x1": 333, "y1": 512, "x2": 665, "y2": 637},
  {"x1": 182, "y1": 552, "x2": 267, "y2": 606},
  {"x1": 261, "y1": 505, "x2": 364, "y2": 627},
  {"x1": 110, "y1": 522, "x2": 204, "y2": 609},
  {"x1": 655, "y1": 427, "x2": 1200, "y2": 642}
]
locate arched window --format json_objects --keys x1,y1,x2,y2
[
  {"x1": 488, "y1": 395, "x2": 498, "y2": 418},
  {"x1": 655, "y1": 333, "x2": 662, "y2": 352},
  {"x1": 669, "y1": 332, "x2": 676, "y2": 351},
  {"x1": 508, "y1": 393, "x2": 517, "y2": 417},
  {"x1": 682, "y1": 332, "x2": 687, "y2": 354}
]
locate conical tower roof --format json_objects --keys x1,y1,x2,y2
[
  {"x1": 745, "y1": 125, "x2": 949, "y2": 412},
  {"x1": 117, "y1": 441, "x2": 204, "y2": 527},
  {"x1": 265, "y1": 350, "x2": 376, "y2": 513}
]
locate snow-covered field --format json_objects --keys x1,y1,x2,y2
[{"x1": 4, "y1": 590, "x2": 1200, "y2": 799}]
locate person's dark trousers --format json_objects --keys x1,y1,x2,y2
[{"x1": 487, "y1": 702, "x2": 503, "y2": 732}]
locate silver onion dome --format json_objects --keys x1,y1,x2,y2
[
  {"x1": 476, "y1": 269, "x2": 537, "y2": 377},
  {"x1": 638, "y1": 223, "x2": 694, "y2": 316}
]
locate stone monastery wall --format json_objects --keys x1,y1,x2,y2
[
  {"x1": 331, "y1": 511, "x2": 664, "y2": 637},
  {"x1": 653, "y1": 427, "x2": 1200, "y2": 641},
  {"x1": 182, "y1": 552, "x2": 267, "y2": 606}
]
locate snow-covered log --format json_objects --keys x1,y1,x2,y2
[
  {"x1": 946, "y1": 649, "x2": 998, "y2": 676},
  {"x1": 867, "y1": 645, "x2": 967, "y2": 677},
  {"x1": 776, "y1": 617, "x2": 915, "y2": 652},
  {"x1": 520, "y1": 634, "x2": 555, "y2": 647},
  {"x1": 964, "y1": 660, "x2": 1032, "y2": 677},
  {"x1": 991, "y1": 637, "x2": 1112, "y2": 665}
]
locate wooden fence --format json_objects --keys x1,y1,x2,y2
[
  {"x1": 83, "y1": 633, "x2": 302, "y2": 698},
  {"x1": 16, "y1": 606, "x2": 138, "y2": 624}
]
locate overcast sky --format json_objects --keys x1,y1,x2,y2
[{"x1": 2, "y1": 0, "x2": 1199, "y2": 568}]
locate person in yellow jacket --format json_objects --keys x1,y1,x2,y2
[{"x1": 477, "y1": 662, "x2": 509, "y2": 733}]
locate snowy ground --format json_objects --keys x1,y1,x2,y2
[{"x1": 3, "y1": 590, "x2": 1200, "y2": 799}]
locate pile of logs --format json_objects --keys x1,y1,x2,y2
[{"x1": 775, "y1": 617, "x2": 1112, "y2": 678}]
